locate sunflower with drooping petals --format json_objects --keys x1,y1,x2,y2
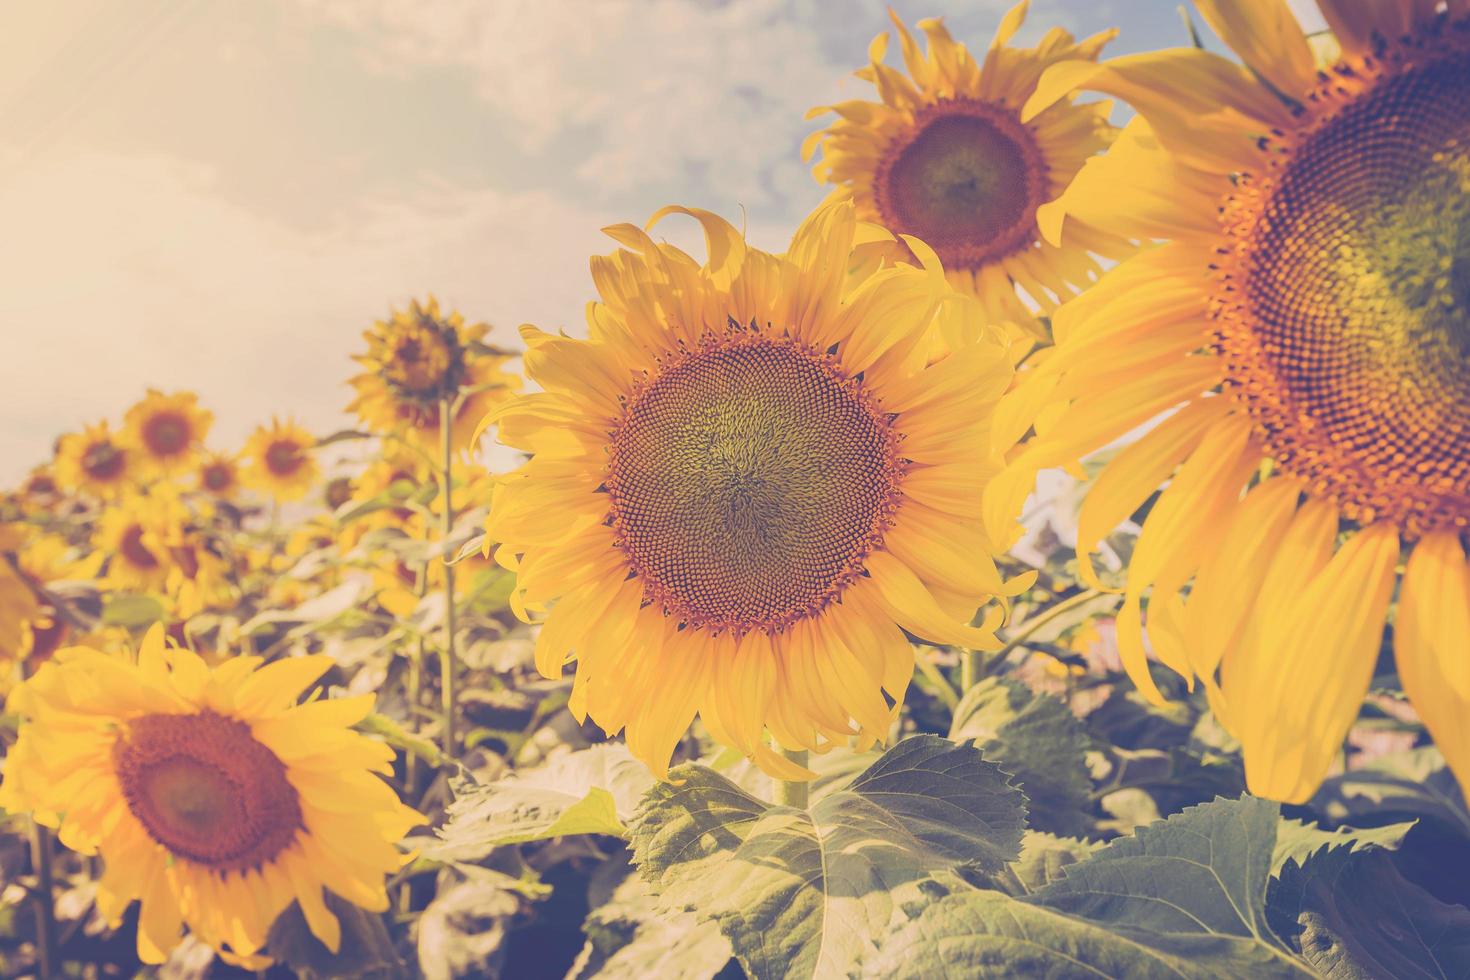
[
  {"x1": 987, "y1": 0, "x2": 1470, "y2": 803},
  {"x1": 0, "y1": 525, "x2": 41, "y2": 682},
  {"x1": 804, "y1": 3, "x2": 1133, "y2": 342},
  {"x1": 124, "y1": 390, "x2": 212, "y2": 477},
  {"x1": 243, "y1": 418, "x2": 319, "y2": 503},
  {"x1": 54, "y1": 422, "x2": 135, "y2": 498},
  {"x1": 483, "y1": 201, "x2": 1027, "y2": 778},
  {"x1": 0, "y1": 626, "x2": 422, "y2": 965},
  {"x1": 348, "y1": 297, "x2": 521, "y2": 454},
  {"x1": 195, "y1": 451, "x2": 242, "y2": 499}
]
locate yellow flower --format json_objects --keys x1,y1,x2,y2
[
  {"x1": 95, "y1": 494, "x2": 182, "y2": 593},
  {"x1": 195, "y1": 451, "x2": 242, "y2": 499},
  {"x1": 348, "y1": 296, "x2": 520, "y2": 453},
  {"x1": 484, "y1": 202, "x2": 1026, "y2": 778},
  {"x1": 0, "y1": 626, "x2": 421, "y2": 965},
  {"x1": 18, "y1": 466, "x2": 61, "y2": 503},
  {"x1": 988, "y1": 0, "x2": 1470, "y2": 802},
  {"x1": 54, "y1": 422, "x2": 135, "y2": 498},
  {"x1": 124, "y1": 390, "x2": 213, "y2": 477},
  {"x1": 804, "y1": 4, "x2": 1132, "y2": 341},
  {"x1": 243, "y1": 419, "x2": 319, "y2": 503},
  {"x1": 0, "y1": 526, "x2": 42, "y2": 685}
]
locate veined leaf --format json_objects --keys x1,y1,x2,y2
[
  {"x1": 571, "y1": 866, "x2": 733, "y2": 980},
  {"x1": 1270, "y1": 817, "x2": 1416, "y2": 875},
  {"x1": 1268, "y1": 845, "x2": 1470, "y2": 978},
  {"x1": 949, "y1": 676, "x2": 1094, "y2": 835},
  {"x1": 630, "y1": 735, "x2": 1027, "y2": 980},
  {"x1": 424, "y1": 744, "x2": 652, "y2": 861},
  {"x1": 865, "y1": 875, "x2": 1313, "y2": 979},
  {"x1": 1031, "y1": 794, "x2": 1286, "y2": 943}
]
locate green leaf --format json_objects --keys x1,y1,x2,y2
[
  {"x1": 239, "y1": 580, "x2": 368, "y2": 634},
  {"x1": 424, "y1": 744, "x2": 653, "y2": 861},
  {"x1": 1032, "y1": 794, "x2": 1286, "y2": 944},
  {"x1": 416, "y1": 873, "x2": 522, "y2": 980},
  {"x1": 571, "y1": 866, "x2": 733, "y2": 980},
  {"x1": 630, "y1": 735, "x2": 1027, "y2": 980},
  {"x1": 1267, "y1": 845, "x2": 1470, "y2": 978},
  {"x1": 100, "y1": 593, "x2": 164, "y2": 628},
  {"x1": 1270, "y1": 817, "x2": 1416, "y2": 875},
  {"x1": 864, "y1": 876, "x2": 1313, "y2": 980},
  {"x1": 949, "y1": 676, "x2": 1094, "y2": 835},
  {"x1": 1009, "y1": 830, "x2": 1099, "y2": 893},
  {"x1": 313, "y1": 428, "x2": 374, "y2": 447}
]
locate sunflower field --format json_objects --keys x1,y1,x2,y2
[{"x1": 3, "y1": 0, "x2": 1470, "y2": 977}]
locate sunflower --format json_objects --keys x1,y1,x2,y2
[
  {"x1": 195, "y1": 451, "x2": 242, "y2": 499},
  {"x1": 54, "y1": 422, "x2": 135, "y2": 498},
  {"x1": 348, "y1": 296, "x2": 520, "y2": 454},
  {"x1": 8, "y1": 532, "x2": 87, "y2": 676},
  {"x1": 987, "y1": 0, "x2": 1470, "y2": 802},
  {"x1": 95, "y1": 494, "x2": 180, "y2": 593},
  {"x1": 243, "y1": 419, "x2": 319, "y2": 503},
  {"x1": 803, "y1": 5, "x2": 1132, "y2": 342},
  {"x1": 0, "y1": 526, "x2": 41, "y2": 683},
  {"x1": 0, "y1": 626, "x2": 421, "y2": 965},
  {"x1": 482, "y1": 202, "x2": 1023, "y2": 778},
  {"x1": 124, "y1": 390, "x2": 212, "y2": 477}
]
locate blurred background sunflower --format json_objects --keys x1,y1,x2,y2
[
  {"x1": 348, "y1": 297, "x2": 520, "y2": 455},
  {"x1": 990, "y1": 0, "x2": 1470, "y2": 803},
  {"x1": 52, "y1": 422, "x2": 135, "y2": 499},
  {"x1": 123, "y1": 390, "x2": 212, "y2": 478},
  {"x1": 243, "y1": 418, "x2": 319, "y2": 503}
]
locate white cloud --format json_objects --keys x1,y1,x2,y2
[
  {"x1": 293, "y1": 0, "x2": 847, "y2": 207},
  {"x1": 0, "y1": 151, "x2": 618, "y2": 482}
]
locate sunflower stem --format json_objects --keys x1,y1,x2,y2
[
  {"x1": 775, "y1": 748, "x2": 810, "y2": 809},
  {"x1": 960, "y1": 649, "x2": 984, "y2": 693},
  {"x1": 28, "y1": 819, "x2": 56, "y2": 979},
  {"x1": 404, "y1": 561, "x2": 430, "y2": 793},
  {"x1": 439, "y1": 397, "x2": 459, "y2": 759}
]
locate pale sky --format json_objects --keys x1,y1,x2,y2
[{"x1": 0, "y1": 0, "x2": 1321, "y2": 484}]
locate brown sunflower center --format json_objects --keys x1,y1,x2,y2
[
  {"x1": 112, "y1": 711, "x2": 302, "y2": 872},
  {"x1": 873, "y1": 98, "x2": 1048, "y2": 270},
  {"x1": 82, "y1": 441, "x2": 125, "y2": 481},
  {"x1": 201, "y1": 462, "x2": 234, "y2": 492},
  {"x1": 265, "y1": 440, "x2": 306, "y2": 478},
  {"x1": 119, "y1": 525, "x2": 160, "y2": 570},
  {"x1": 1215, "y1": 40, "x2": 1470, "y2": 535},
  {"x1": 606, "y1": 332, "x2": 903, "y2": 634},
  {"x1": 383, "y1": 320, "x2": 460, "y2": 399},
  {"x1": 142, "y1": 412, "x2": 191, "y2": 456}
]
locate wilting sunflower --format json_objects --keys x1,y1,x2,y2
[
  {"x1": 484, "y1": 201, "x2": 1023, "y2": 777},
  {"x1": 987, "y1": 0, "x2": 1470, "y2": 802},
  {"x1": 0, "y1": 526, "x2": 41, "y2": 681},
  {"x1": 54, "y1": 422, "x2": 135, "y2": 498},
  {"x1": 95, "y1": 494, "x2": 180, "y2": 593},
  {"x1": 195, "y1": 451, "x2": 242, "y2": 499},
  {"x1": 0, "y1": 627, "x2": 421, "y2": 965},
  {"x1": 348, "y1": 297, "x2": 520, "y2": 453},
  {"x1": 243, "y1": 419, "x2": 319, "y2": 503},
  {"x1": 804, "y1": 4, "x2": 1132, "y2": 340},
  {"x1": 124, "y1": 390, "x2": 212, "y2": 477}
]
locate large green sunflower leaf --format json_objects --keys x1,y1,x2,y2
[
  {"x1": 424, "y1": 744, "x2": 653, "y2": 861},
  {"x1": 1031, "y1": 794, "x2": 1286, "y2": 942},
  {"x1": 570, "y1": 865, "x2": 734, "y2": 980},
  {"x1": 629, "y1": 734, "x2": 1027, "y2": 980},
  {"x1": 869, "y1": 795, "x2": 1316, "y2": 979},
  {"x1": 864, "y1": 873, "x2": 1314, "y2": 979},
  {"x1": 1267, "y1": 845, "x2": 1470, "y2": 978},
  {"x1": 949, "y1": 675, "x2": 1094, "y2": 835}
]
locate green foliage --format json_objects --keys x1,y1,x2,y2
[
  {"x1": 949, "y1": 676, "x2": 1094, "y2": 835},
  {"x1": 1268, "y1": 845, "x2": 1470, "y2": 978},
  {"x1": 426, "y1": 744, "x2": 654, "y2": 861},
  {"x1": 629, "y1": 736, "x2": 1027, "y2": 980}
]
